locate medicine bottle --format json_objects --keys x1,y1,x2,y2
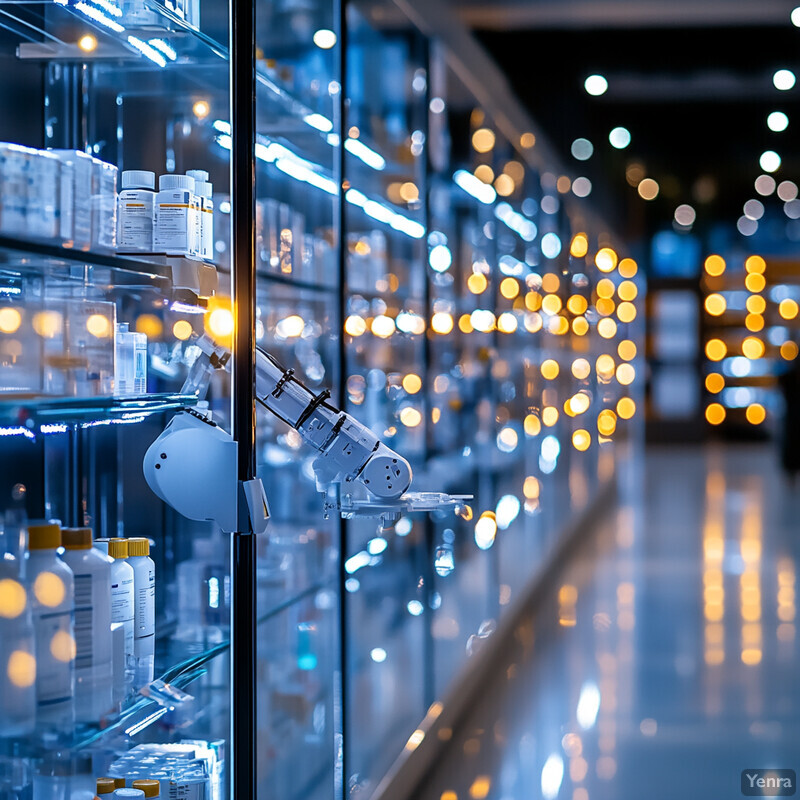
[
  {"x1": 186, "y1": 170, "x2": 214, "y2": 261},
  {"x1": 154, "y1": 174, "x2": 194, "y2": 256},
  {"x1": 117, "y1": 171, "x2": 156, "y2": 252}
]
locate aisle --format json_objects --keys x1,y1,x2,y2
[{"x1": 411, "y1": 445, "x2": 800, "y2": 800}]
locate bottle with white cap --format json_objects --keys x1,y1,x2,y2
[
  {"x1": 185, "y1": 170, "x2": 213, "y2": 261},
  {"x1": 154, "y1": 174, "x2": 194, "y2": 256},
  {"x1": 117, "y1": 171, "x2": 156, "y2": 253},
  {"x1": 113, "y1": 789, "x2": 144, "y2": 800},
  {"x1": 59, "y1": 527, "x2": 113, "y2": 722}
]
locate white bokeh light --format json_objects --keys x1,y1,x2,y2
[
  {"x1": 609, "y1": 126, "x2": 631, "y2": 149},
  {"x1": 755, "y1": 174, "x2": 776, "y2": 196},
  {"x1": 773, "y1": 69, "x2": 796, "y2": 91},
  {"x1": 572, "y1": 177, "x2": 592, "y2": 198},
  {"x1": 744, "y1": 199, "x2": 765, "y2": 220},
  {"x1": 759, "y1": 150, "x2": 781, "y2": 173},
  {"x1": 674, "y1": 204, "x2": 696, "y2": 226},
  {"x1": 429, "y1": 244, "x2": 452, "y2": 272},
  {"x1": 737, "y1": 216, "x2": 758, "y2": 236},
  {"x1": 541, "y1": 755, "x2": 564, "y2": 800},
  {"x1": 312, "y1": 29, "x2": 337, "y2": 49},
  {"x1": 778, "y1": 180, "x2": 798, "y2": 201},
  {"x1": 784, "y1": 199, "x2": 800, "y2": 219},
  {"x1": 768, "y1": 111, "x2": 789, "y2": 132},
  {"x1": 584, "y1": 74, "x2": 608, "y2": 96},
  {"x1": 541, "y1": 232, "x2": 562, "y2": 259},
  {"x1": 571, "y1": 138, "x2": 594, "y2": 160}
]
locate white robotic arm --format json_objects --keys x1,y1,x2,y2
[
  {"x1": 253, "y1": 346, "x2": 412, "y2": 499},
  {"x1": 144, "y1": 336, "x2": 467, "y2": 532}
]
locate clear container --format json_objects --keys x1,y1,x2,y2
[{"x1": 114, "y1": 323, "x2": 148, "y2": 395}]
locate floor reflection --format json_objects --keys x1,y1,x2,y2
[{"x1": 410, "y1": 445, "x2": 800, "y2": 800}]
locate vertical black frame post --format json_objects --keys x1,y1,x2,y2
[{"x1": 229, "y1": 0, "x2": 257, "y2": 792}]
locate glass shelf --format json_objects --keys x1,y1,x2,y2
[
  {"x1": 218, "y1": 266, "x2": 337, "y2": 295},
  {"x1": 74, "y1": 580, "x2": 328, "y2": 749},
  {"x1": 0, "y1": 392, "x2": 199, "y2": 429},
  {"x1": 0, "y1": 233, "x2": 180, "y2": 281}
]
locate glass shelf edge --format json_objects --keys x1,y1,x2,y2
[
  {"x1": 0, "y1": 234, "x2": 173, "y2": 280},
  {"x1": 1, "y1": 580, "x2": 333, "y2": 753}
]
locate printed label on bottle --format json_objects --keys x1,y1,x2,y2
[
  {"x1": 134, "y1": 568, "x2": 155, "y2": 634},
  {"x1": 111, "y1": 575, "x2": 135, "y2": 656},
  {"x1": 73, "y1": 573, "x2": 94, "y2": 670},
  {"x1": 119, "y1": 199, "x2": 154, "y2": 250},
  {"x1": 134, "y1": 347, "x2": 147, "y2": 393},
  {"x1": 34, "y1": 609, "x2": 73, "y2": 705},
  {"x1": 154, "y1": 190, "x2": 190, "y2": 253}
]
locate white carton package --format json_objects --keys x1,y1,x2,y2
[
  {"x1": 92, "y1": 157, "x2": 118, "y2": 249},
  {"x1": 57, "y1": 158, "x2": 75, "y2": 242},
  {"x1": 28, "y1": 149, "x2": 59, "y2": 239},
  {"x1": 49, "y1": 149, "x2": 93, "y2": 248},
  {"x1": 0, "y1": 143, "x2": 32, "y2": 235}
]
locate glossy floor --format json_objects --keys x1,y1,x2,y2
[{"x1": 409, "y1": 445, "x2": 800, "y2": 800}]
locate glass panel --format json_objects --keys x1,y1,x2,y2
[
  {"x1": 252, "y1": 2, "x2": 341, "y2": 800},
  {"x1": 339, "y1": 19, "x2": 644, "y2": 795},
  {"x1": 342, "y1": 5, "x2": 430, "y2": 791},
  {"x1": 0, "y1": 0, "x2": 234, "y2": 796}
]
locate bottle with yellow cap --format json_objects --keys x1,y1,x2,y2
[
  {"x1": 24, "y1": 521, "x2": 75, "y2": 738},
  {"x1": 96, "y1": 538, "x2": 135, "y2": 695},
  {"x1": 59, "y1": 527, "x2": 112, "y2": 722},
  {"x1": 96, "y1": 778, "x2": 117, "y2": 796},
  {"x1": 131, "y1": 780, "x2": 160, "y2": 799},
  {"x1": 125, "y1": 538, "x2": 154, "y2": 686},
  {"x1": 0, "y1": 521, "x2": 35, "y2": 735}
]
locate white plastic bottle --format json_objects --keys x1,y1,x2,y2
[
  {"x1": 25, "y1": 522, "x2": 75, "y2": 738},
  {"x1": 154, "y1": 174, "x2": 194, "y2": 257},
  {"x1": 117, "y1": 171, "x2": 156, "y2": 253},
  {"x1": 126, "y1": 538, "x2": 155, "y2": 687},
  {"x1": 106, "y1": 538, "x2": 135, "y2": 690},
  {"x1": 0, "y1": 534, "x2": 36, "y2": 737},
  {"x1": 59, "y1": 527, "x2": 112, "y2": 722},
  {"x1": 185, "y1": 170, "x2": 213, "y2": 261},
  {"x1": 110, "y1": 622, "x2": 126, "y2": 707}
]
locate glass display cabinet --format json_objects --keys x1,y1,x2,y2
[
  {"x1": 0, "y1": 0, "x2": 236, "y2": 797},
  {"x1": 0, "y1": 0, "x2": 642, "y2": 799}
]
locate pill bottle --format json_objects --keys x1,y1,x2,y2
[{"x1": 117, "y1": 171, "x2": 156, "y2": 252}]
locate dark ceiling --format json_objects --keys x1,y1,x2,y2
[{"x1": 449, "y1": 0, "x2": 800, "y2": 245}]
